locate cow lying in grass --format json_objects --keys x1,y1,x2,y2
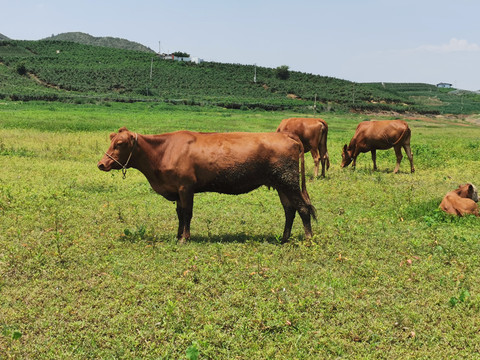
[
  {"x1": 341, "y1": 120, "x2": 414, "y2": 173},
  {"x1": 98, "y1": 127, "x2": 317, "y2": 242},
  {"x1": 276, "y1": 117, "x2": 330, "y2": 178},
  {"x1": 440, "y1": 183, "x2": 479, "y2": 217}
]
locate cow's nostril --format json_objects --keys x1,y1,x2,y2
[{"x1": 98, "y1": 162, "x2": 105, "y2": 170}]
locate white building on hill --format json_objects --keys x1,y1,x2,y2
[{"x1": 160, "y1": 54, "x2": 203, "y2": 64}]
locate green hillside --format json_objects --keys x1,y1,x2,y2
[{"x1": 0, "y1": 39, "x2": 479, "y2": 113}]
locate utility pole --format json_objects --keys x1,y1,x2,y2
[
  {"x1": 146, "y1": 57, "x2": 154, "y2": 97},
  {"x1": 150, "y1": 57, "x2": 153, "y2": 79}
]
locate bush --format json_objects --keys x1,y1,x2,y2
[
  {"x1": 274, "y1": 65, "x2": 290, "y2": 80},
  {"x1": 173, "y1": 51, "x2": 190, "y2": 58},
  {"x1": 16, "y1": 62, "x2": 27, "y2": 76}
]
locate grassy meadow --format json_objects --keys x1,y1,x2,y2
[{"x1": 1, "y1": 101, "x2": 480, "y2": 358}]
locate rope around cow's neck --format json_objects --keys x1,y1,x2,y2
[{"x1": 104, "y1": 133, "x2": 138, "y2": 179}]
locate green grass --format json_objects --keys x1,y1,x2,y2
[{"x1": 1, "y1": 102, "x2": 480, "y2": 358}]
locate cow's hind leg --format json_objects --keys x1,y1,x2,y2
[
  {"x1": 278, "y1": 191, "x2": 296, "y2": 242},
  {"x1": 278, "y1": 190, "x2": 313, "y2": 242},
  {"x1": 320, "y1": 149, "x2": 329, "y2": 178},
  {"x1": 310, "y1": 148, "x2": 321, "y2": 178},
  {"x1": 393, "y1": 145, "x2": 403, "y2": 174},
  {"x1": 403, "y1": 144, "x2": 415, "y2": 173}
]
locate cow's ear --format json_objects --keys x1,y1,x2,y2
[
  {"x1": 343, "y1": 144, "x2": 348, "y2": 152},
  {"x1": 109, "y1": 132, "x2": 116, "y2": 140},
  {"x1": 468, "y1": 183, "x2": 474, "y2": 194},
  {"x1": 119, "y1": 126, "x2": 129, "y2": 133}
]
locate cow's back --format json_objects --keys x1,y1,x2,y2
[
  {"x1": 440, "y1": 193, "x2": 479, "y2": 216},
  {"x1": 163, "y1": 131, "x2": 302, "y2": 194},
  {"x1": 277, "y1": 118, "x2": 326, "y2": 152},
  {"x1": 354, "y1": 120, "x2": 409, "y2": 150}
]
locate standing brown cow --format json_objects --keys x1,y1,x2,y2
[
  {"x1": 276, "y1": 117, "x2": 330, "y2": 177},
  {"x1": 97, "y1": 127, "x2": 316, "y2": 243},
  {"x1": 440, "y1": 183, "x2": 479, "y2": 216},
  {"x1": 341, "y1": 120, "x2": 414, "y2": 173}
]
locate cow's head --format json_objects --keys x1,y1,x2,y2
[
  {"x1": 341, "y1": 145, "x2": 353, "y2": 168},
  {"x1": 97, "y1": 127, "x2": 137, "y2": 173},
  {"x1": 458, "y1": 183, "x2": 479, "y2": 202}
]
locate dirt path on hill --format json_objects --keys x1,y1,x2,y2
[{"x1": 27, "y1": 72, "x2": 63, "y2": 90}]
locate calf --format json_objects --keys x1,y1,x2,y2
[
  {"x1": 98, "y1": 127, "x2": 316, "y2": 242},
  {"x1": 276, "y1": 117, "x2": 330, "y2": 177},
  {"x1": 440, "y1": 183, "x2": 479, "y2": 216},
  {"x1": 341, "y1": 120, "x2": 414, "y2": 173}
]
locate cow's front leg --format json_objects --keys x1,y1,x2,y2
[
  {"x1": 176, "y1": 201, "x2": 185, "y2": 240},
  {"x1": 371, "y1": 149, "x2": 377, "y2": 171},
  {"x1": 393, "y1": 146, "x2": 403, "y2": 174},
  {"x1": 177, "y1": 186, "x2": 194, "y2": 243}
]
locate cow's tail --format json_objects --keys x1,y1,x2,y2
[
  {"x1": 320, "y1": 122, "x2": 330, "y2": 170},
  {"x1": 299, "y1": 144, "x2": 317, "y2": 221}
]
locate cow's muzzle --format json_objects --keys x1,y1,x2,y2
[{"x1": 97, "y1": 161, "x2": 109, "y2": 171}]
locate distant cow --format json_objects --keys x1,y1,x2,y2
[
  {"x1": 440, "y1": 183, "x2": 479, "y2": 216},
  {"x1": 341, "y1": 120, "x2": 414, "y2": 173},
  {"x1": 277, "y1": 117, "x2": 330, "y2": 177},
  {"x1": 97, "y1": 127, "x2": 316, "y2": 242}
]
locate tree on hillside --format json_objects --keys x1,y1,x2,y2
[
  {"x1": 173, "y1": 51, "x2": 190, "y2": 58},
  {"x1": 16, "y1": 62, "x2": 27, "y2": 76},
  {"x1": 275, "y1": 65, "x2": 290, "y2": 80}
]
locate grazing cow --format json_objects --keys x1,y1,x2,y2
[
  {"x1": 276, "y1": 117, "x2": 330, "y2": 177},
  {"x1": 341, "y1": 120, "x2": 414, "y2": 173},
  {"x1": 97, "y1": 127, "x2": 317, "y2": 242},
  {"x1": 440, "y1": 183, "x2": 479, "y2": 217}
]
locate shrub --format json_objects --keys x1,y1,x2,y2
[
  {"x1": 16, "y1": 62, "x2": 27, "y2": 76},
  {"x1": 274, "y1": 65, "x2": 290, "y2": 80}
]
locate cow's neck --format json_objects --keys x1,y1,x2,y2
[
  {"x1": 129, "y1": 133, "x2": 167, "y2": 181},
  {"x1": 348, "y1": 139, "x2": 357, "y2": 155}
]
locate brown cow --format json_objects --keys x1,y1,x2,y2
[
  {"x1": 440, "y1": 183, "x2": 479, "y2": 216},
  {"x1": 276, "y1": 117, "x2": 330, "y2": 177},
  {"x1": 341, "y1": 120, "x2": 414, "y2": 173},
  {"x1": 97, "y1": 127, "x2": 316, "y2": 242}
]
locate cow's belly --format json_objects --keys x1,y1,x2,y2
[
  {"x1": 197, "y1": 176, "x2": 267, "y2": 194},
  {"x1": 199, "y1": 182, "x2": 264, "y2": 195},
  {"x1": 194, "y1": 166, "x2": 271, "y2": 194}
]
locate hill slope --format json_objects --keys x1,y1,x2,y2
[
  {"x1": 0, "y1": 33, "x2": 11, "y2": 40},
  {"x1": 0, "y1": 39, "x2": 479, "y2": 113},
  {"x1": 43, "y1": 32, "x2": 154, "y2": 53}
]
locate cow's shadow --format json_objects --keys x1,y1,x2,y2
[
  {"x1": 117, "y1": 231, "x2": 286, "y2": 244},
  {"x1": 348, "y1": 167, "x2": 410, "y2": 175},
  {"x1": 187, "y1": 232, "x2": 282, "y2": 244}
]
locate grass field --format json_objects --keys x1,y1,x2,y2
[{"x1": 1, "y1": 101, "x2": 480, "y2": 358}]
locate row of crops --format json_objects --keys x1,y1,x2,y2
[{"x1": 1, "y1": 40, "x2": 478, "y2": 113}]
